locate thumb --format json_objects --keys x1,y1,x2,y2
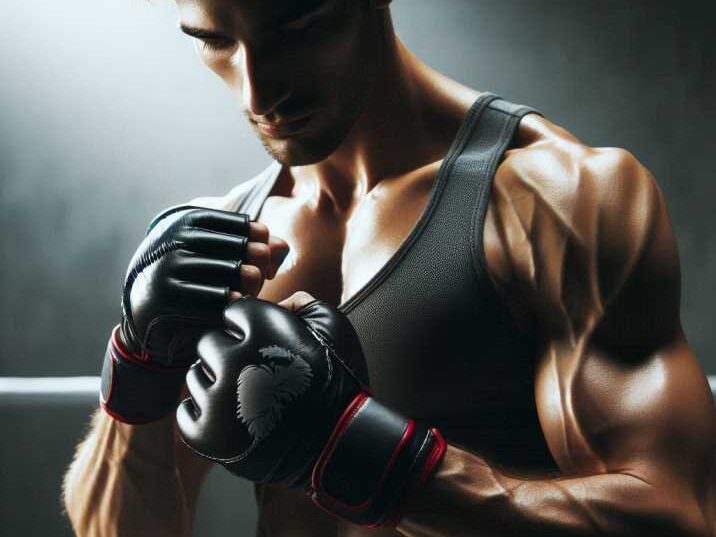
[
  {"x1": 277, "y1": 291, "x2": 317, "y2": 312},
  {"x1": 267, "y1": 236, "x2": 290, "y2": 279}
]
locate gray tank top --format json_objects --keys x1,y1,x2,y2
[{"x1": 221, "y1": 94, "x2": 557, "y2": 473}]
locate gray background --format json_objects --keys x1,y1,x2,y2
[
  {"x1": 0, "y1": 0, "x2": 714, "y2": 375},
  {"x1": 0, "y1": 1, "x2": 714, "y2": 536}
]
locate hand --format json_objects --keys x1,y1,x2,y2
[
  {"x1": 100, "y1": 205, "x2": 289, "y2": 423},
  {"x1": 176, "y1": 294, "x2": 446, "y2": 527}
]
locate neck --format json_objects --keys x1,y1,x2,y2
[{"x1": 290, "y1": 26, "x2": 479, "y2": 214}]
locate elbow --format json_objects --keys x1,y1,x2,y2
[
  {"x1": 679, "y1": 491, "x2": 713, "y2": 537},
  {"x1": 690, "y1": 508, "x2": 714, "y2": 537},
  {"x1": 677, "y1": 515, "x2": 712, "y2": 537},
  {"x1": 620, "y1": 481, "x2": 711, "y2": 537}
]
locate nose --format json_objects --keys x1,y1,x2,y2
[{"x1": 236, "y1": 43, "x2": 290, "y2": 117}]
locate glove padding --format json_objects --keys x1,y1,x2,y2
[
  {"x1": 100, "y1": 205, "x2": 251, "y2": 423},
  {"x1": 177, "y1": 297, "x2": 446, "y2": 527}
]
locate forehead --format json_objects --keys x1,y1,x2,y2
[{"x1": 175, "y1": 0, "x2": 328, "y2": 30}]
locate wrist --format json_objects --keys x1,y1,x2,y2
[
  {"x1": 100, "y1": 325, "x2": 189, "y2": 424},
  {"x1": 308, "y1": 392, "x2": 447, "y2": 528}
]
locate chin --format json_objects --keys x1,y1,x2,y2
[
  {"x1": 255, "y1": 99, "x2": 366, "y2": 166},
  {"x1": 259, "y1": 131, "x2": 342, "y2": 167}
]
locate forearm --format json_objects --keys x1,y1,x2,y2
[
  {"x1": 63, "y1": 409, "x2": 195, "y2": 537},
  {"x1": 396, "y1": 445, "x2": 708, "y2": 537}
]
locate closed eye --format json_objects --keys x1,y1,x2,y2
[
  {"x1": 179, "y1": 24, "x2": 235, "y2": 53},
  {"x1": 200, "y1": 37, "x2": 235, "y2": 52}
]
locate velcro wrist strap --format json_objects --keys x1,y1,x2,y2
[
  {"x1": 310, "y1": 393, "x2": 447, "y2": 527},
  {"x1": 100, "y1": 326, "x2": 189, "y2": 424}
]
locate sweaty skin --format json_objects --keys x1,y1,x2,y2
[{"x1": 63, "y1": 1, "x2": 716, "y2": 536}]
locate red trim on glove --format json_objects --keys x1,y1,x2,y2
[
  {"x1": 382, "y1": 427, "x2": 448, "y2": 528},
  {"x1": 311, "y1": 392, "x2": 415, "y2": 512},
  {"x1": 109, "y1": 325, "x2": 190, "y2": 373},
  {"x1": 110, "y1": 325, "x2": 149, "y2": 363},
  {"x1": 417, "y1": 428, "x2": 447, "y2": 487},
  {"x1": 100, "y1": 325, "x2": 191, "y2": 424},
  {"x1": 311, "y1": 392, "x2": 369, "y2": 501}
]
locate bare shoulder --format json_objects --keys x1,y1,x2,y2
[
  {"x1": 484, "y1": 114, "x2": 676, "y2": 339},
  {"x1": 494, "y1": 114, "x2": 659, "y2": 230}
]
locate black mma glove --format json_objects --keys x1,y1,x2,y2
[
  {"x1": 100, "y1": 205, "x2": 251, "y2": 423},
  {"x1": 176, "y1": 297, "x2": 447, "y2": 527}
]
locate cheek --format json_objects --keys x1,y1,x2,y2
[
  {"x1": 311, "y1": 20, "x2": 367, "y2": 77},
  {"x1": 195, "y1": 44, "x2": 241, "y2": 90},
  {"x1": 288, "y1": 26, "x2": 373, "y2": 103}
]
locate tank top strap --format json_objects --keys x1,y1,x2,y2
[
  {"x1": 446, "y1": 94, "x2": 541, "y2": 284},
  {"x1": 223, "y1": 161, "x2": 282, "y2": 219}
]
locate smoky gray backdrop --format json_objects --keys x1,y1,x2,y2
[
  {"x1": 1, "y1": 0, "x2": 714, "y2": 376},
  {"x1": 1, "y1": 1, "x2": 714, "y2": 536}
]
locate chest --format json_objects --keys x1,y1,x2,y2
[{"x1": 256, "y1": 165, "x2": 439, "y2": 307}]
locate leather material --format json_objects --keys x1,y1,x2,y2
[
  {"x1": 101, "y1": 205, "x2": 250, "y2": 423},
  {"x1": 310, "y1": 395, "x2": 446, "y2": 527},
  {"x1": 295, "y1": 299, "x2": 370, "y2": 392},
  {"x1": 176, "y1": 297, "x2": 363, "y2": 487},
  {"x1": 121, "y1": 205, "x2": 250, "y2": 365},
  {"x1": 317, "y1": 396, "x2": 410, "y2": 507},
  {"x1": 176, "y1": 298, "x2": 445, "y2": 526},
  {"x1": 100, "y1": 326, "x2": 188, "y2": 423}
]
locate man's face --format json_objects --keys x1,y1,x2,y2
[{"x1": 176, "y1": 0, "x2": 383, "y2": 166}]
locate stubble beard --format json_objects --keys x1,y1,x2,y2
[
  {"x1": 248, "y1": 49, "x2": 379, "y2": 167},
  {"x1": 250, "y1": 82, "x2": 372, "y2": 168},
  {"x1": 247, "y1": 7, "x2": 382, "y2": 168}
]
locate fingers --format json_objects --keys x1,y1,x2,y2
[
  {"x1": 185, "y1": 361, "x2": 213, "y2": 415},
  {"x1": 177, "y1": 222, "x2": 285, "y2": 284},
  {"x1": 178, "y1": 228, "x2": 248, "y2": 260},
  {"x1": 248, "y1": 221, "x2": 269, "y2": 243},
  {"x1": 226, "y1": 230, "x2": 286, "y2": 282},
  {"x1": 244, "y1": 242, "x2": 271, "y2": 279},
  {"x1": 189, "y1": 209, "x2": 251, "y2": 237},
  {"x1": 197, "y1": 330, "x2": 239, "y2": 382},
  {"x1": 248, "y1": 223, "x2": 290, "y2": 280},
  {"x1": 172, "y1": 250, "x2": 264, "y2": 297},
  {"x1": 267, "y1": 235, "x2": 290, "y2": 279},
  {"x1": 173, "y1": 252, "x2": 243, "y2": 290},
  {"x1": 187, "y1": 211, "x2": 270, "y2": 248},
  {"x1": 277, "y1": 291, "x2": 317, "y2": 312},
  {"x1": 168, "y1": 279, "x2": 229, "y2": 315},
  {"x1": 177, "y1": 329, "x2": 237, "y2": 443},
  {"x1": 176, "y1": 398, "x2": 202, "y2": 448},
  {"x1": 229, "y1": 290, "x2": 243, "y2": 301},
  {"x1": 237, "y1": 264, "x2": 263, "y2": 297}
]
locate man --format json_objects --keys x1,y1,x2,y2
[{"x1": 63, "y1": 0, "x2": 716, "y2": 536}]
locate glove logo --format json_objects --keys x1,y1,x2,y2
[{"x1": 236, "y1": 345, "x2": 313, "y2": 443}]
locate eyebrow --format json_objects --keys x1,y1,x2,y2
[
  {"x1": 277, "y1": 0, "x2": 333, "y2": 24},
  {"x1": 178, "y1": 0, "x2": 334, "y2": 39}
]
